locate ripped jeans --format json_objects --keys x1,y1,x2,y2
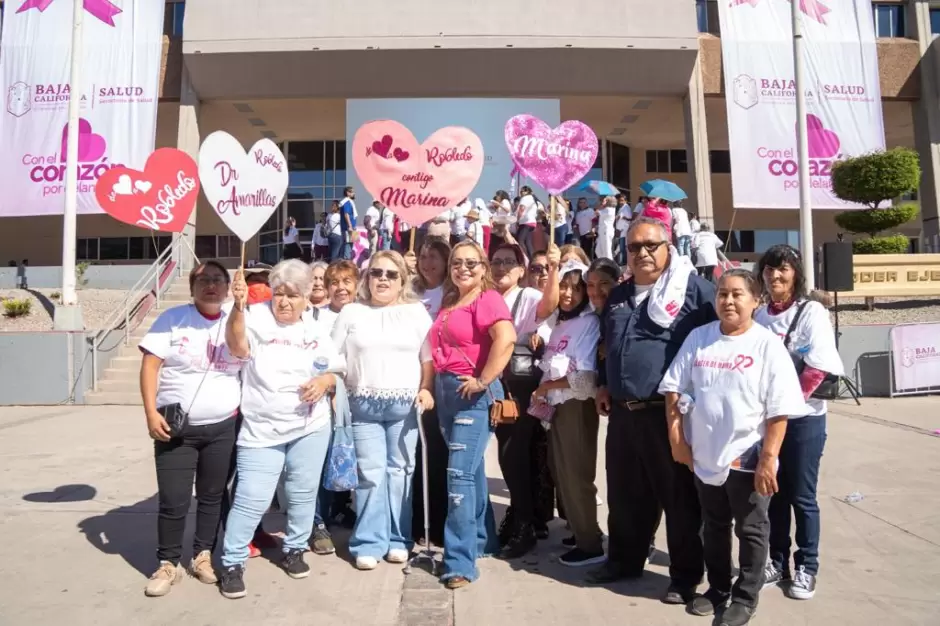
[{"x1": 434, "y1": 372, "x2": 501, "y2": 582}]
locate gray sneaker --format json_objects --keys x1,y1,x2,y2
[
  {"x1": 763, "y1": 561, "x2": 788, "y2": 588},
  {"x1": 310, "y1": 523, "x2": 335, "y2": 555},
  {"x1": 786, "y1": 566, "x2": 816, "y2": 600}
]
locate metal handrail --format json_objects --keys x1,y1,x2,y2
[{"x1": 89, "y1": 235, "x2": 200, "y2": 391}]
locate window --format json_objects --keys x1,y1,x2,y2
[
  {"x1": 164, "y1": 1, "x2": 185, "y2": 37},
  {"x1": 77, "y1": 236, "x2": 172, "y2": 261},
  {"x1": 646, "y1": 150, "x2": 688, "y2": 174},
  {"x1": 696, "y1": 0, "x2": 720, "y2": 35},
  {"x1": 714, "y1": 229, "x2": 800, "y2": 254},
  {"x1": 77, "y1": 238, "x2": 99, "y2": 261},
  {"x1": 194, "y1": 235, "x2": 240, "y2": 259},
  {"x1": 709, "y1": 150, "x2": 731, "y2": 174},
  {"x1": 872, "y1": 3, "x2": 905, "y2": 38},
  {"x1": 932, "y1": 7, "x2": 940, "y2": 35}
]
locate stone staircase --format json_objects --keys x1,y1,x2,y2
[{"x1": 84, "y1": 276, "x2": 193, "y2": 405}]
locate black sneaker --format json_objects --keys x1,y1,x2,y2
[
  {"x1": 497, "y1": 525, "x2": 537, "y2": 560},
  {"x1": 497, "y1": 508, "x2": 515, "y2": 547},
  {"x1": 561, "y1": 534, "x2": 577, "y2": 547},
  {"x1": 585, "y1": 561, "x2": 642, "y2": 585},
  {"x1": 281, "y1": 549, "x2": 310, "y2": 579},
  {"x1": 662, "y1": 584, "x2": 697, "y2": 605},
  {"x1": 533, "y1": 520, "x2": 550, "y2": 540},
  {"x1": 763, "y1": 561, "x2": 789, "y2": 588},
  {"x1": 219, "y1": 565, "x2": 246, "y2": 599},
  {"x1": 310, "y1": 523, "x2": 336, "y2": 555},
  {"x1": 648, "y1": 542, "x2": 656, "y2": 564},
  {"x1": 688, "y1": 588, "x2": 730, "y2": 616},
  {"x1": 720, "y1": 602, "x2": 756, "y2": 626},
  {"x1": 558, "y1": 548, "x2": 606, "y2": 568}
]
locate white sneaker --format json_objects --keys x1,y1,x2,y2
[
  {"x1": 787, "y1": 566, "x2": 817, "y2": 600},
  {"x1": 386, "y1": 549, "x2": 409, "y2": 564},
  {"x1": 356, "y1": 556, "x2": 378, "y2": 570}
]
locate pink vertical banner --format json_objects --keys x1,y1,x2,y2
[{"x1": 890, "y1": 323, "x2": 940, "y2": 393}]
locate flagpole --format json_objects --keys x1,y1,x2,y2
[
  {"x1": 792, "y1": 0, "x2": 815, "y2": 290},
  {"x1": 55, "y1": 0, "x2": 84, "y2": 328}
]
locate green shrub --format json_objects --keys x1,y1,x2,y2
[
  {"x1": 831, "y1": 148, "x2": 921, "y2": 210},
  {"x1": 3, "y1": 298, "x2": 32, "y2": 318},
  {"x1": 75, "y1": 261, "x2": 90, "y2": 288},
  {"x1": 834, "y1": 203, "x2": 919, "y2": 238},
  {"x1": 851, "y1": 234, "x2": 910, "y2": 255}
]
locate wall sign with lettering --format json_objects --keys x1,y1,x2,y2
[
  {"x1": 352, "y1": 120, "x2": 484, "y2": 226},
  {"x1": 198, "y1": 131, "x2": 289, "y2": 242},
  {"x1": 504, "y1": 115, "x2": 598, "y2": 195},
  {"x1": 94, "y1": 148, "x2": 199, "y2": 232}
]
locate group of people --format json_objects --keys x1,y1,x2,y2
[{"x1": 141, "y1": 206, "x2": 842, "y2": 625}]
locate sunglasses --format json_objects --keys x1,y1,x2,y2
[
  {"x1": 451, "y1": 259, "x2": 482, "y2": 270},
  {"x1": 491, "y1": 258, "x2": 519, "y2": 269},
  {"x1": 368, "y1": 268, "x2": 400, "y2": 280},
  {"x1": 528, "y1": 264, "x2": 548, "y2": 275},
  {"x1": 627, "y1": 241, "x2": 668, "y2": 255}
]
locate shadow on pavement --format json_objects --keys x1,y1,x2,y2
[
  {"x1": 23, "y1": 483, "x2": 97, "y2": 503},
  {"x1": 77, "y1": 494, "x2": 159, "y2": 578}
]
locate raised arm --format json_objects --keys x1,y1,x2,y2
[{"x1": 226, "y1": 270, "x2": 250, "y2": 359}]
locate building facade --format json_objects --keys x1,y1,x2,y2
[{"x1": 2, "y1": 0, "x2": 940, "y2": 265}]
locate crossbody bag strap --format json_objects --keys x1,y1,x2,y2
[{"x1": 783, "y1": 300, "x2": 810, "y2": 351}]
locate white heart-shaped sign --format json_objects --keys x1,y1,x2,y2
[
  {"x1": 134, "y1": 180, "x2": 152, "y2": 194},
  {"x1": 198, "y1": 131, "x2": 289, "y2": 242}
]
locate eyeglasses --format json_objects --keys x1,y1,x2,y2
[
  {"x1": 528, "y1": 264, "x2": 548, "y2": 275},
  {"x1": 368, "y1": 268, "x2": 400, "y2": 281},
  {"x1": 194, "y1": 276, "x2": 227, "y2": 286},
  {"x1": 627, "y1": 241, "x2": 668, "y2": 255},
  {"x1": 491, "y1": 259, "x2": 519, "y2": 269},
  {"x1": 451, "y1": 259, "x2": 482, "y2": 270}
]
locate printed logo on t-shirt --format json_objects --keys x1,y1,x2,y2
[
  {"x1": 665, "y1": 300, "x2": 680, "y2": 316},
  {"x1": 694, "y1": 354, "x2": 754, "y2": 373},
  {"x1": 177, "y1": 336, "x2": 239, "y2": 372},
  {"x1": 267, "y1": 337, "x2": 319, "y2": 350}
]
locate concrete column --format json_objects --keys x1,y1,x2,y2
[
  {"x1": 683, "y1": 53, "x2": 714, "y2": 226},
  {"x1": 911, "y1": 0, "x2": 940, "y2": 244},
  {"x1": 173, "y1": 64, "x2": 200, "y2": 271}
]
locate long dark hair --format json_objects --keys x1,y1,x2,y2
[
  {"x1": 588, "y1": 257, "x2": 621, "y2": 283},
  {"x1": 756, "y1": 244, "x2": 807, "y2": 301},
  {"x1": 414, "y1": 237, "x2": 451, "y2": 295},
  {"x1": 557, "y1": 269, "x2": 590, "y2": 321}
]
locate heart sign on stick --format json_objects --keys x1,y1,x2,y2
[
  {"x1": 198, "y1": 132, "x2": 289, "y2": 242},
  {"x1": 94, "y1": 148, "x2": 199, "y2": 232},
  {"x1": 504, "y1": 115, "x2": 598, "y2": 195},
  {"x1": 352, "y1": 120, "x2": 484, "y2": 226}
]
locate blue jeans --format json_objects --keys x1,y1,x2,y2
[
  {"x1": 221, "y1": 427, "x2": 331, "y2": 567},
  {"x1": 379, "y1": 229, "x2": 393, "y2": 251},
  {"x1": 342, "y1": 240, "x2": 354, "y2": 260},
  {"x1": 769, "y1": 414, "x2": 827, "y2": 576},
  {"x1": 677, "y1": 235, "x2": 692, "y2": 257},
  {"x1": 553, "y1": 223, "x2": 569, "y2": 248},
  {"x1": 618, "y1": 236, "x2": 628, "y2": 266},
  {"x1": 349, "y1": 395, "x2": 418, "y2": 559},
  {"x1": 434, "y1": 373, "x2": 501, "y2": 582},
  {"x1": 327, "y1": 233, "x2": 343, "y2": 261}
]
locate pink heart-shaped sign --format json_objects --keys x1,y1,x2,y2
[
  {"x1": 504, "y1": 115, "x2": 598, "y2": 195},
  {"x1": 353, "y1": 120, "x2": 485, "y2": 226}
]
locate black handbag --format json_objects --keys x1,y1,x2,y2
[
  {"x1": 783, "y1": 301, "x2": 840, "y2": 401},
  {"x1": 157, "y1": 403, "x2": 189, "y2": 438},
  {"x1": 503, "y1": 291, "x2": 544, "y2": 383}
]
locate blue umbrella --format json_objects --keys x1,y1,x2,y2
[
  {"x1": 579, "y1": 180, "x2": 620, "y2": 196},
  {"x1": 639, "y1": 179, "x2": 687, "y2": 202}
]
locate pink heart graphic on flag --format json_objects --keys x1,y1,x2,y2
[
  {"x1": 729, "y1": 0, "x2": 830, "y2": 25},
  {"x1": 17, "y1": 0, "x2": 122, "y2": 26}
]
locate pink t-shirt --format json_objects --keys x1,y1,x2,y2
[
  {"x1": 640, "y1": 200, "x2": 673, "y2": 240},
  {"x1": 430, "y1": 289, "x2": 512, "y2": 376}
]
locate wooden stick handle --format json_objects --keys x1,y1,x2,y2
[
  {"x1": 240, "y1": 242, "x2": 246, "y2": 271},
  {"x1": 409, "y1": 228, "x2": 417, "y2": 253},
  {"x1": 549, "y1": 196, "x2": 557, "y2": 246}
]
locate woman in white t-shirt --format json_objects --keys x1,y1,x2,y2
[
  {"x1": 693, "y1": 224, "x2": 724, "y2": 283},
  {"x1": 465, "y1": 208, "x2": 485, "y2": 248},
  {"x1": 490, "y1": 242, "x2": 560, "y2": 558},
  {"x1": 594, "y1": 196, "x2": 617, "y2": 261},
  {"x1": 327, "y1": 200, "x2": 344, "y2": 261},
  {"x1": 331, "y1": 251, "x2": 435, "y2": 571},
  {"x1": 219, "y1": 260, "x2": 345, "y2": 599},
  {"x1": 659, "y1": 269, "x2": 805, "y2": 622},
  {"x1": 530, "y1": 260, "x2": 605, "y2": 568},
  {"x1": 754, "y1": 244, "x2": 844, "y2": 602},
  {"x1": 282, "y1": 217, "x2": 302, "y2": 260},
  {"x1": 514, "y1": 186, "x2": 540, "y2": 260},
  {"x1": 139, "y1": 260, "x2": 243, "y2": 598},
  {"x1": 312, "y1": 214, "x2": 330, "y2": 261}
]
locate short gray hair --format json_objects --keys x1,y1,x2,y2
[
  {"x1": 627, "y1": 216, "x2": 669, "y2": 242},
  {"x1": 269, "y1": 259, "x2": 313, "y2": 295},
  {"x1": 309, "y1": 260, "x2": 329, "y2": 273},
  {"x1": 700, "y1": 222, "x2": 712, "y2": 232}
]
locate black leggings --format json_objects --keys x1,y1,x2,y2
[
  {"x1": 495, "y1": 379, "x2": 542, "y2": 527},
  {"x1": 154, "y1": 417, "x2": 238, "y2": 565}
]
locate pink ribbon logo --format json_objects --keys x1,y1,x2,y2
[
  {"x1": 730, "y1": 0, "x2": 831, "y2": 26},
  {"x1": 17, "y1": 0, "x2": 122, "y2": 27}
]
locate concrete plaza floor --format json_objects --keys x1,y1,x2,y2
[{"x1": 0, "y1": 396, "x2": 938, "y2": 625}]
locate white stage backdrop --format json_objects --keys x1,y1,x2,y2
[
  {"x1": 346, "y1": 98, "x2": 562, "y2": 206},
  {"x1": 0, "y1": 0, "x2": 164, "y2": 217},
  {"x1": 718, "y1": 0, "x2": 885, "y2": 209}
]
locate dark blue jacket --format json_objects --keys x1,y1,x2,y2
[{"x1": 598, "y1": 275, "x2": 717, "y2": 401}]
